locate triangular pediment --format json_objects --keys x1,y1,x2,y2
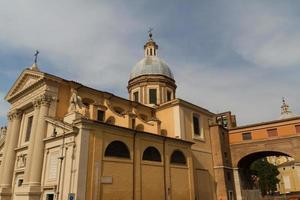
[{"x1": 5, "y1": 69, "x2": 45, "y2": 101}]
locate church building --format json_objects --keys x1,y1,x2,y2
[{"x1": 0, "y1": 33, "x2": 236, "y2": 200}]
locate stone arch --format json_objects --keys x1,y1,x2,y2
[{"x1": 231, "y1": 139, "x2": 300, "y2": 168}]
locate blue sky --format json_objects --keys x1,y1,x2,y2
[{"x1": 0, "y1": 0, "x2": 299, "y2": 126}]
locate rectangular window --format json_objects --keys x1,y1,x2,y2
[
  {"x1": 25, "y1": 116, "x2": 33, "y2": 142},
  {"x1": 242, "y1": 132, "x2": 252, "y2": 140},
  {"x1": 193, "y1": 114, "x2": 200, "y2": 136},
  {"x1": 133, "y1": 91, "x2": 139, "y2": 102},
  {"x1": 167, "y1": 91, "x2": 172, "y2": 101},
  {"x1": 149, "y1": 89, "x2": 157, "y2": 104},
  {"x1": 46, "y1": 194, "x2": 54, "y2": 200},
  {"x1": 267, "y1": 128, "x2": 278, "y2": 137},
  {"x1": 97, "y1": 110, "x2": 105, "y2": 122},
  {"x1": 295, "y1": 125, "x2": 300, "y2": 133}
]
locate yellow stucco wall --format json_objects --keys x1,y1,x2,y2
[{"x1": 86, "y1": 123, "x2": 195, "y2": 200}]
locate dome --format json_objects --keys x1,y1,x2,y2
[{"x1": 130, "y1": 56, "x2": 174, "y2": 80}]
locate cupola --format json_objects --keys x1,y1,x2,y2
[{"x1": 128, "y1": 31, "x2": 177, "y2": 106}]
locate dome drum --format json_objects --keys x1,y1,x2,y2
[{"x1": 127, "y1": 33, "x2": 176, "y2": 106}]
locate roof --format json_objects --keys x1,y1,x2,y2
[
  {"x1": 130, "y1": 56, "x2": 174, "y2": 80},
  {"x1": 230, "y1": 116, "x2": 300, "y2": 131}
]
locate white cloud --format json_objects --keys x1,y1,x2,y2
[{"x1": 232, "y1": 2, "x2": 300, "y2": 68}]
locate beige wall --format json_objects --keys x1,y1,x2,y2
[
  {"x1": 277, "y1": 164, "x2": 300, "y2": 194},
  {"x1": 85, "y1": 123, "x2": 195, "y2": 200}
]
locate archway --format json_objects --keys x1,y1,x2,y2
[{"x1": 236, "y1": 151, "x2": 297, "y2": 199}]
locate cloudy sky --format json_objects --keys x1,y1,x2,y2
[{"x1": 0, "y1": 0, "x2": 299, "y2": 126}]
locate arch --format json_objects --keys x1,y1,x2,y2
[
  {"x1": 142, "y1": 146, "x2": 162, "y2": 162},
  {"x1": 106, "y1": 116, "x2": 115, "y2": 125},
  {"x1": 104, "y1": 140, "x2": 130, "y2": 159},
  {"x1": 170, "y1": 150, "x2": 186, "y2": 165},
  {"x1": 136, "y1": 124, "x2": 144, "y2": 131},
  {"x1": 237, "y1": 150, "x2": 292, "y2": 169}
]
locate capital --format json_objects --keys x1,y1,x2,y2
[
  {"x1": 8, "y1": 109, "x2": 22, "y2": 121},
  {"x1": 39, "y1": 94, "x2": 53, "y2": 107},
  {"x1": 32, "y1": 98, "x2": 41, "y2": 109}
]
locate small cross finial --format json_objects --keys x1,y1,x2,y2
[
  {"x1": 148, "y1": 27, "x2": 153, "y2": 39},
  {"x1": 34, "y1": 50, "x2": 39, "y2": 64}
]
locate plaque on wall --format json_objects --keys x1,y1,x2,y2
[
  {"x1": 48, "y1": 152, "x2": 59, "y2": 180},
  {"x1": 100, "y1": 176, "x2": 113, "y2": 184}
]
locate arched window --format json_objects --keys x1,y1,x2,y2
[
  {"x1": 136, "y1": 124, "x2": 144, "y2": 131},
  {"x1": 104, "y1": 141, "x2": 130, "y2": 159},
  {"x1": 142, "y1": 146, "x2": 162, "y2": 162},
  {"x1": 170, "y1": 150, "x2": 186, "y2": 165},
  {"x1": 106, "y1": 116, "x2": 115, "y2": 125}
]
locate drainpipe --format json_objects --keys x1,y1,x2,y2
[
  {"x1": 163, "y1": 137, "x2": 167, "y2": 200},
  {"x1": 133, "y1": 130, "x2": 137, "y2": 200}
]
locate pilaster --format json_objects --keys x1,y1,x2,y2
[
  {"x1": 233, "y1": 168, "x2": 242, "y2": 200},
  {"x1": 23, "y1": 98, "x2": 41, "y2": 184},
  {"x1": 0, "y1": 110, "x2": 22, "y2": 199},
  {"x1": 29, "y1": 94, "x2": 53, "y2": 186}
]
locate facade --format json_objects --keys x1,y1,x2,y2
[
  {"x1": 229, "y1": 100, "x2": 300, "y2": 199},
  {"x1": 0, "y1": 33, "x2": 236, "y2": 200}
]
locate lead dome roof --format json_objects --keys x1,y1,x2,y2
[{"x1": 130, "y1": 56, "x2": 174, "y2": 80}]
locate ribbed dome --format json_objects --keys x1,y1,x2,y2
[{"x1": 130, "y1": 56, "x2": 174, "y2": 80}]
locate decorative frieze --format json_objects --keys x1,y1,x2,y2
[{"x1": 16, "y1": 153, "x2": 27, "y2": 169}]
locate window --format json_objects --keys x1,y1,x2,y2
[
  {"x1": 97, "y1": 110, "x2": 105, "y2": 122},
  {"x1": 149, "y1": 89, "x2": 157, "y2": 104},
  {"x1": 104, "y1": 141, "x2": 130, "y2": 159},
  {"x1": 167, "y1": 91, "x2": 172, "y2": 101},
  {"x1": 17, "y1": 179, "x2": 23, "y2": 187},
  {"x1": 133, "y1": 91, "x2": 139, "y2": 102},
  {"x1": 267, "y1": 128, "x2": 278, "y2": 137},
  {"x1": 193, "y1": 114, "x2": 200, "y2": 136},
  {"x1": 222, "y1": 116, "x2": 228, "y2": 128},
  {"x1": 106, "y1": 116, "x2": 115, "y2": 125},
  {"x1": 25, "y1": 116, "x2": 33, "y2": 142},
  {"x1": 142, "y1": 147, "x2": 161, "y2": 162},
  {"x1": 136, "y1": 124, "x2": 144, "y2": 131},
  {"x1": 242, "y1": 132, "x2": 252, "y2": 140},
  {"x1": 227, "y1": 172, "x2": 231, "y2": 181},
  {"x1": 228, "y1": 190, "x2": 234, "y2": 200},
  {"x1": 295, "y1": 125, "x2": 300, "y2": 133},
  {"x1": 170, "y1": 150, "x2": 186, "y2": 165},
  {"x1": 46, "y1": 194, "x2": 54, "y2": 200}
]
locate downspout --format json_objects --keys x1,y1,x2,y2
[
  {"x1": 163, "y1": 137, "x2": 167, "y2": 200},
  {"x1": 133, "y1": 130, "x2": 137, "y2": 200}
]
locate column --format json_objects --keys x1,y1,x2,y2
[
  {"x1": 23, "y1": 98, "x2": 41, "y2": 184},
  {"x1": 233, "y1": 168, "x2": 242, "y2": 200},
  {"x1": 28, "y1": 94, "x2": 52, "y2": 186},
  {"x1": 0, "y1": 110, "x2": 22, "y2": 187},
  {"x1": 0, "y1": 116, "x2": 13, "y2": 184}
]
